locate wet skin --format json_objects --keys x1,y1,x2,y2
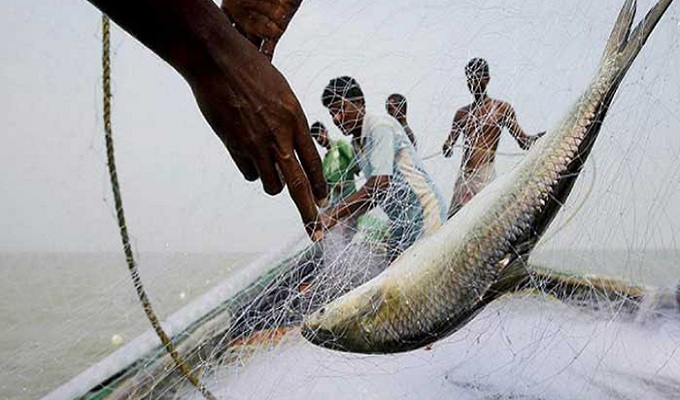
[{"x1": 443, "y1": 73, "x2": 541, "y2": 172}]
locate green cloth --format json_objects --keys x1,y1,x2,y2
[{"x1": 322, "y1": 139, "x2": 360, "y2": 205}]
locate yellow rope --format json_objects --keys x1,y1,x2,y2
[{"x1": 101, "y1": 15, "x2": 218, "y2": 400}]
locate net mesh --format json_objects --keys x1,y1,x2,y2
[{"x1": 4, "y1": 1, "x2": 680, "y2": 399}]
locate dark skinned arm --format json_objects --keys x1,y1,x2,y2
[
  {"x1": 86, "y1": 0, "x2": 326, "y2": 238},
  {"x1": 503, "y1": 104, "x2": 545, "y2": 150},
  {"x1": 404, "y1": 125, "x2": 417, "y2": 149},
  {"x1": 443, "y1": 111, "x2": 464, "y2": 157},
  {"x1": 319, "y1": 175, "x2": 390, "y2": 232}
]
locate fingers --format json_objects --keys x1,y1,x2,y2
[
  {"x1": 240, "y1": 0, "x2": 300, "y2": 27},
  {"x1": 224, "y1": 3, "x2": 284, "y2": 39},
  {"x1": 238, "y1": 26, "x2": 265, "y2": 51},
  {"x1": 293, "y1": 117, "x2": 328, "y2": 203},
  {"x1": 230, "y1": 151, "x2": 260, "y2": 182},
  {"x1": 221, "y1": 0, "x2": 300, "y2": 43},
  {"x1": 274, "y1": 147, "x2": 320, "y2": 237},
  {"x1": 245, "y1": 15, "x2": 283, "y2": 40},
  {"x1": 222, "y1": 0, "x2": 303, "y2": 61},
  {"x1": 260, "y1": 38, "x2": 278, "y2": 60},
  {"x1": 310, "y1": 211, "x2": 332, "y2": 242},
  {"x1": 221, "y1": 5, "x2": 264, "y2": 49},
  {"x1": 253, "y1": 152, "x2": 285, "y2": 195}
]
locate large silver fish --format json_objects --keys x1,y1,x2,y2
[{"x1": 301, "y1": 0, "x2": 674, "y2": 354}]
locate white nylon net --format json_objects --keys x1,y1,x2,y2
[{"x1": 2, "y1": 1, "x2": 680, "y2": 399}]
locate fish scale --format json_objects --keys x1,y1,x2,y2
[{"x1": 302, "y1": 0, "x2": 674, "y2": 354}]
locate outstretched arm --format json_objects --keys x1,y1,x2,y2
[
  {"x1": 86, "y1": 0, "x2": 326, "y2": 238},
  {"x1": 443, "y1": 111, "x2": 465, "y2": 157},
  {"x1": 318, "y1": 175, "x2": 390, "y2": 232},
  {"x1": 319, "y1": 123, "x2": 393, "y2": 232},
  {"x1": 502, "y1": 104, "x2": 544, "y2": 150}
]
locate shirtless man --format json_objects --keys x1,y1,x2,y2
[
  {"x1": 442, "y1": 58, "x2": 544, "y2": 218},
  {"x1": 85, "y1": 0, "x2": 327, "y2": 239},
  {"x1": 385, "y1": 93, "x2": 417, "y2": 148}
]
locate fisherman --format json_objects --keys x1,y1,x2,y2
[
  {"x1": 442, "y1": 58, "x2": 544, "y2": 218},
  {"x1": 385, "y1": 93, "x2": 417, "y2": 148},
  {"x1": 317, "y1": 76, "x2": 447, "y2": 261},
  {"x1": 85, "y1": 0, "x2": 327, "y2": 239}
]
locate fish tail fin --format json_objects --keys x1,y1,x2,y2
[
  {"x1": 619, "y1": 0, "x2": 673, "y2": 69},
  {"x1": 602, "y1": 0, "x2": 673, "y2": 74},
  {"x1": 601, "y1": 0, "x2": 636, "y2": 61}
]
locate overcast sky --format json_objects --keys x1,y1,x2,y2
[{"x1": 1, "y1": 0, "x2": 679, "y2": 253}]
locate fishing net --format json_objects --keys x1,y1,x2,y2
[{"x1": 3, "y1": 0, "x2": 680, "y2": 399}]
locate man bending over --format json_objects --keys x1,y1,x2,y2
[{"x1": 318, "y1": 77, "x2": 446, "y2": 261}]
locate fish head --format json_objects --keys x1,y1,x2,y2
[{"x1": 302, "y1": 283, "x2": 386, "y2": 353}]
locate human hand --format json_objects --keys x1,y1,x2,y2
[
  {"x1": 311, "y1": 211, "x2": 338, "y2": 242},
  {"x1": 221, "y1": 0, "x2": 302, "y2": 60},
  {"x1": 187, "y1": 34, "x2": 326, "y2": 237}
]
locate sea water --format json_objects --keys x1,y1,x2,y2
[{"x1": 0, "y1": 252, "x2": 256, "y2": 400}]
